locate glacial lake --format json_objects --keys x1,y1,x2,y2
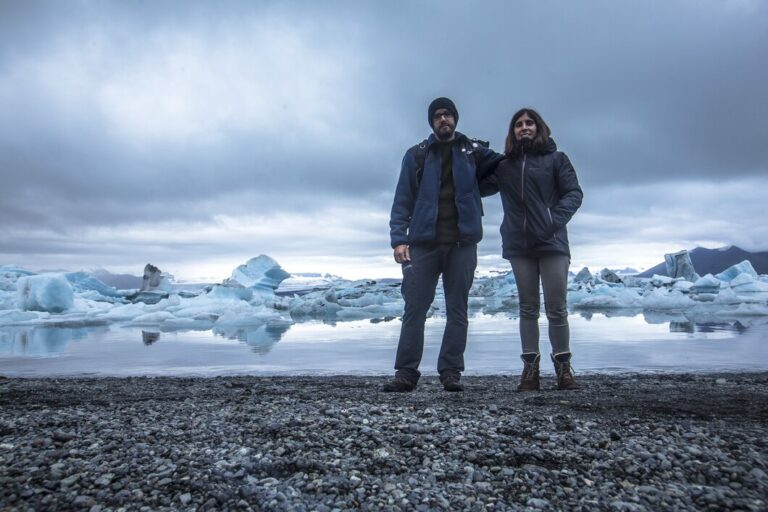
[{"x1": 1, "y1": 311, "x2": 767, "y2": 377}]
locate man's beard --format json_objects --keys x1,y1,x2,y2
[{"x1": 436, "y1": 124, "x2": 455, "y2": 141}]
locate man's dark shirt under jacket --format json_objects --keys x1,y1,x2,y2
[{"x1": 435, "y1": 141, "x2": 460, "y2": 244}]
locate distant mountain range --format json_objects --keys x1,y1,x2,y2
[
  {"x1": 91, "y1": 268, "x2": 143, "y2": 290},
  {"x1": 637, "y1": 246, "x2": 768, "y2": 277}
]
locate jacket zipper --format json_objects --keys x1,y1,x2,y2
[
  {"x1": 547, "y1": 207, "x2": 558, "y2": 241},
  {"x1": 521, "y1": 153, "x2": 527, "y2": 246}
]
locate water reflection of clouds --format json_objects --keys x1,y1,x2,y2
[
  {"x1": 212, "y1": 322, "x2": 292, "y2": 354},
  {"x1": 1, "y1": 310, "x2": 767, "y2": 374},
  {"x1": 0, "y1": 326, "x2": 105, "y2": 357}
]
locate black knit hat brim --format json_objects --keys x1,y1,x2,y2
[{"x1": 428, "y1": 97, "x2": 459, "y2": 127}]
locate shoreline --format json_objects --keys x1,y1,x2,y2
[
  {"x1": 3, "y1": 367, "x2": 768, "y2": 379},
  {"x1": 2, "y1": 373, "x2": 767, "y2": 510}
]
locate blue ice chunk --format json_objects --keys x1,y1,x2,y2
[
  {"x1": 16, "y1": 274, "x2": 74, "y2": 313},
  {"x1": 715, "y1": 260, "x2": 758, "y2": 282},
  {"x1": 65, "y1": 271, "x2": 121, "y2": 298}
]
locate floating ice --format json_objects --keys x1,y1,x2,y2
[
  {"x1": 716, "y1": 260, "x2": 758, "y2": 282},
  {"x1": 16, "y1": 274, "x2": 74, "y2": 313},
  {"x1": 573, "y1": 267, "x2": 593, "y2": 283},
  {"x1": 672, "y1": 281, "x2": 694, "y2": 292},
  {"x1": 692, "y1": 274, "x2": 721, "y2": 293},
  {"x1": 664, "y1": 250, "x2": 700, "y2": 282},
  {"x1": 599, "y1": 268, "x2": 622, "y2": 284},
  {"x1": 570, "y1": 286, "x2": 642, "y2": 309},
  {"x1": 207, "y1": 285, "x2": 254, "y2": 302},
  {"x1": 641, "y1": 288, "x2": 695, "y2": 310},
  {"x1": 729, "y1": 273, "x2": 768, "y2": 293},
  {"x1": 713, "y1": 288, "x2": 742, "y2": 305},
  {"x1": 649, "y1": 275, "x2": 676, "y2": 287},
  {"x1": 1, "y1": 266, "x2": 36, "y2": 288},
  {"x1": 64, "y1": 272, "x2": 122, "y2": 300},
  {"x1": 140, "y1": 264, "x2": 173, "y2": 292},
  {"x1": 2, "y1": 249, "x2": 768, "y2": 331},
  {"x1": 227, "y1": 255, "x2": 291, "y2": 292},
  {"x1": 720, "y1": 303, "x2": 768, "y2": 316},
  {"x1": 471, "y1": 271, "x2": 517, "y2": 298}
]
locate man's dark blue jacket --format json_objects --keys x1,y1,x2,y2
[{"x1": 389, "y1": 132, "x2": 503, "y2": 248}]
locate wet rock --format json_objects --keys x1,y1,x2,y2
[{"x1": 1, "y1": 374, "x2": 766, "y2": 510}]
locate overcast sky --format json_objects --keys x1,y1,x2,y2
[{"x1": 1, "y1": 0, "x2": 767, "y2": 281}]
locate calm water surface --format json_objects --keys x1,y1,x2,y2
[{"x1": 1, "y1": 313, "x2": 766, "y2": 377}]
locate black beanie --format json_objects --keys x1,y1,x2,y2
[{"x1": 428, "y1": 97, "x2": 459, "y2": 127}]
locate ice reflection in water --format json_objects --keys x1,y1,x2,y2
[{"x1": 0, "y1": 312, "x2": 767, "y2": 377}]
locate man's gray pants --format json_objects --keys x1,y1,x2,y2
[{"x1": 394, "y1": 243, "x2": 477, "y2": 382}]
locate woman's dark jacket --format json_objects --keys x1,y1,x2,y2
[{"x1": 481, "y1": 138, "x2": 583, "y2": 259}]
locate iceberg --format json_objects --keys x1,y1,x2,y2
[
  {"x1": 664, "y1": 250, "x2": 700, "y2": 282},
  {"x1": 16, "y1": 274, "x2": 74, "y2": 313},
  {"x1": 206, "y1": 285, "x2": 254, "y2": 302},
  {"x1": 573, "y1": 267, "x2": 593, "y2": 283},
  {"x1": 649, "y1": 274, "x2": 676, "y2": 287},
  {"x1": 671, "y1": 280, "x2": 694, "y2": 292},
  {"x1": 719, "y1": 303, "x2": 768, "y2": 316},
  {"x1": 3, "y1": 249, "x2": 767, "y2": 331},
  {"x1": 64, "y1": 272, "x2": 122, "y2": 300},
  {"x1": 692, "y1": 274, "x2": 721, "y2": 293},
  {"x1": 716, "y1": 260, "x2": 758, "y2": 282},
  {"x1": 713, "y1": 287, "x2": 742, "y2": 305},
  {"x1": 641, "y1": 288, "x2": 695, "y2": 310},
  {"x1": 226, "y1": 255, "x2": 291, "y2": 292},
  {"x1": 140, "y1": 264, "x2": 173, "y2": 292},
  {"x1": 599, "y1": 268, "x2": 622, "y2": 284},
  {"x1": 471, "y1": 271, "x2": 516, "y2": 297},
  {"x1": 729, "y1": 273, "x2": 768, "y2": 293},
  {"x1": 570, "y1": 286, "x2": 642, "y2": 309}
]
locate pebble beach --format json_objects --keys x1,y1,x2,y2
[{"x1": 1, "y1": 373, "x2": 767, "y2": 511}]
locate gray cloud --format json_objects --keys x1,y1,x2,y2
[{"x1": 1, "y1": 0, "x2": 766, "y2": 278}]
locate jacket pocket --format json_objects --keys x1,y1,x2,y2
[{"x1": 547, "y1": 208, "x2": 558, "y2": 241}]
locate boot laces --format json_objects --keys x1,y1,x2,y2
[{"x1": 561, "y1": 363, "x2": 576, "y2": 379}]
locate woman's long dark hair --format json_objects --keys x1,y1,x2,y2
[{"x1": 504, "y1": 108, "x2": 551, "y2": 157}]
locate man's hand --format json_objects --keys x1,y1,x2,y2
[{"x1": 393, "y1": 244, "x2": 411, "y2": 264}]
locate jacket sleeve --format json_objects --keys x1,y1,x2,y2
[
  {"x1": 478, "y1": 172, "x2": 499, "y2": 197},
  {"x1": 474, "y1": 146, "x2": 505, "y2": 182},
  {"x1": 389, "y1": 150, "x2": 418, "y2": 248},
  {"x1": 550, "y1": 152, "x2": 583, "y2": 230}
]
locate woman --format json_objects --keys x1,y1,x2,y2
[{"x1": 482, "y1": 108, "x2": 583, "y2": 390}]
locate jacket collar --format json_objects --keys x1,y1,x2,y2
[
  {"x1": 426, "y1": 131, "x2": 469, "y2": 147},
  {"x1": 543, "y1": 137, "x2": 557, "y2": 153}
]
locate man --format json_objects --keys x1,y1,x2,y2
[{"x1": 384, "y1": 97, "x2": 502, "y2": 392}]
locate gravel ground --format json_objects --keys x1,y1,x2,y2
[{"x1": 1, "y1": 373, "x2": 767, "y2": 511}]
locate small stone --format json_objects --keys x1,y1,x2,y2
[
  {"x1": 61, "y1": 474, "x2": 80, "y2": 487},
  {"x1": 180, "y1": 493, "x2": 192, "y2": 505},
  {"x1": 73, "y1": 495, "x2": 95, "y2": 507},
  {"x1": 526, "y1": 497, "x2": 550, "y2": 508},
  {"x1": 52, "y1": 431, "x2": 75, "y2": 442}
]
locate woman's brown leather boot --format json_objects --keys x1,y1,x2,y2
[
  {"x1": 552, "y1": 352, "x2": 580, "y2": 390},
  {"x1": 517, "y1": 352, "x2": 540, "y2": 391}
]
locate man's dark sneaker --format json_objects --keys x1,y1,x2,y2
[
  {"x1": 382, "y1": 377, "x2": 416, "y2": 393},
  {"x1": 441, "y1": 374, "x2": 464, "y2": 392}
]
